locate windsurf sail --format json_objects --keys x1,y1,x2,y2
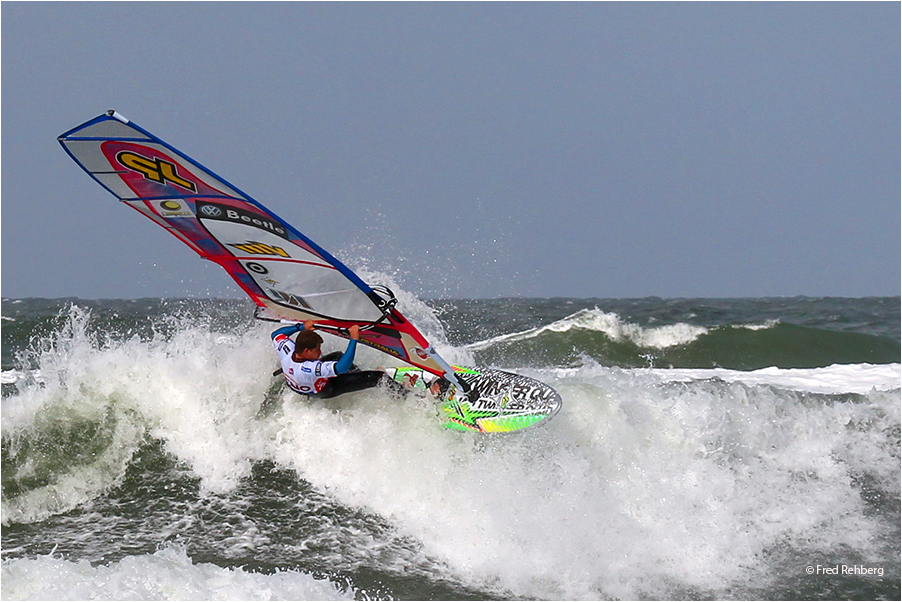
[{"x1": 58, "y1": 110, "x2": 462, "y2": 386}]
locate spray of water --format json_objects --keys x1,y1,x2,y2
[{"x1": 2, "y1": 302, "x2": 899, "y2": 598}]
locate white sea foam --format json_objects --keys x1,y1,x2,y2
[
  {"x1": 3, "y1": 304, "x2": 899, "y2": 599},
  {"x1": 1, "y1": 369, "x2": 29, "y2": 384},
  {"x1": 260, "y1": 361, "x2": 900, "y2": 599},
  {"x1": 734, "y1": 319, "x2": 781, "y2": 331},
  {"x1": 0, "y1": 545, "x2": 354, "y2": 601},
  {"x1": 466, "y1": 307, "x2": 709, "y2": 351},
  {"x1": 648, "y1": 362, "x2": 901, "y2": 395},
  {"x1": 1, "y1": 306, "x2": 278, "y2": 522}
]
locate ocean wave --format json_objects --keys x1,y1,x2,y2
[
  {"x1": 538, "y1": 362, "x2": 901, "y2": 396},
  {"x1": 0, "y1": 545, "x2": 354, "y2": 601},
  {"x1": 2, "y1": 305, "x2": 278, "y2": 524},
  {"x1": 2, "y1": 298, "x2": 899, "y2": 599},
  {"x1": 646, "y1": 362, "x2": 901, "y2": 395},
  {"x1": 467, "y1": 307, "x2": 709, "y2": 351},
  {"x1": 465, "y1": 308, "x2": 899, "y2": 371}
]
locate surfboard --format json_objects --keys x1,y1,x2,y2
[
  {"x1": 385, "y1": 366, "x2": 562, "y2": 433},
  {"x1": 58, "y1": 110, "x2": 563, "y2": 433}
]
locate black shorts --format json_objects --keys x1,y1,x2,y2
[
  {"x1": 314, "y1": 370, "x2": 390, "y2": 399},
  {"x1": 296, "y1": 351, "x2": 406, "y2": 399}
]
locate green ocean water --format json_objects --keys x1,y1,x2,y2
[{"x1": 2, "y1": 296, "x2": 899, "y2": 600}]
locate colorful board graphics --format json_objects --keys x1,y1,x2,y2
[{"x1": 387, "y1": 366, "x2": 562, "y2": 433}]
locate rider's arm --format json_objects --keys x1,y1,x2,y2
[
  {"x1": 271, "y1": 324, "x2": 300, "y2": 340},
  {"x1": 333, "y1": 325, "x2": 360, "y2": 374},
  {"x1": 271, "y1": 320, "x2": 315, "y2": 340},
  {"x1": 334, "y1": 340, "x2": 357, "y2": 374}
]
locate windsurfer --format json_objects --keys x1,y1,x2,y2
[{"x1": 271, "y1": 321, "x2": 403, "y2": 398}]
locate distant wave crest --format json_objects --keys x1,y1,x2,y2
[
  {"x1": 467, "y1": 308, "x2": 898, "y2": 371},
  {"x1": 468, "y1": 308, "x2": 709, "y2": 351}
]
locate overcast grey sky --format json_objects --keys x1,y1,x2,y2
[{"x1": 2, "y1": 2, "x2": 899, "y2": 299}]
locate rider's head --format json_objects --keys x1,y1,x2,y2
[
  {"x1": 429, "y1": 377, "x2": 452, "y2": 397},
  {"x1": 292, "y1": 329, "x2": 323, "y2": 361}
]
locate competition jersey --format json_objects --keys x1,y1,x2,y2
[{"x1": 272, "y1": 333, "x2": 338, "y2": 394}]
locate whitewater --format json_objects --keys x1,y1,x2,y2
[{"x1": 2, "y1": 295, "x2": 899, "y2": 600}]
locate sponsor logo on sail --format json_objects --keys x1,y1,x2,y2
[
  {"x1": 229, "y1": 241, "x2": 290, "y2": 258},
  {"x1": 368, "y1": 341, "x2": 402, "y2": 358},
  {"x1": 245, "y1": 262, "x2": 269, "y2": 274},
  {"x1": 155, "y1": 199, "x2": 193, "y2": 218},
  {"x1": 116, "y1": 151, "x2": 197, "y2": 192},
  {"x1": 197, "y1": 202, "x2": 288, "y2": 239}
]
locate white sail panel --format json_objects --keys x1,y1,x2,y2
[{"x1": 58, "y1": 110, "x2": 459, "y2": 381}]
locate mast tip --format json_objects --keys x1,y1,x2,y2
[{"x1": 106, "y1": 109, "x2": 129, "y2": 124}]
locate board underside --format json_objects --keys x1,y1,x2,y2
[{"x1": 387, "y1": 366, "x2": 562, "y2": 433}]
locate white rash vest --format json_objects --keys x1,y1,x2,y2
[{"x1": 272, "y1": 332, "x2": 338, "y2": 394}]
